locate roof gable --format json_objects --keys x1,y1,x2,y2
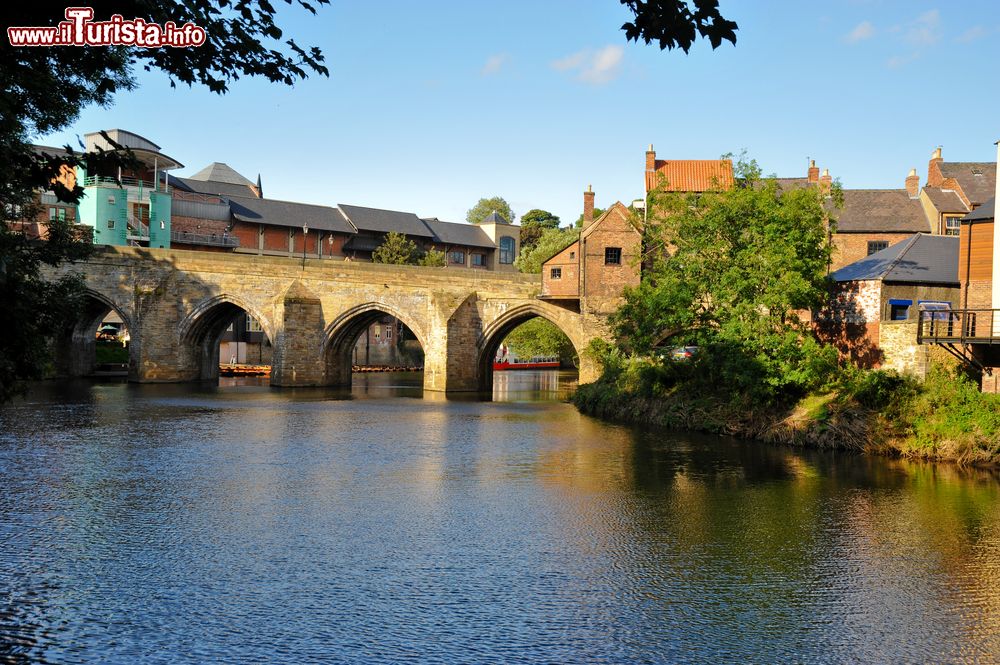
[
  {"x1": 581, "y1": 201, "x2": 640, "y2": 240},
  {"x1": 939, "y1": 162, "x2": 996, "y2": 206}
]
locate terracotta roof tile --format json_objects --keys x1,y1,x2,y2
[{"x1": 646, "y1": 159, "x2": 734, "y2": 192}]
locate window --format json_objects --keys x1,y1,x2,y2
[
  {"x1": 569, "y1": 251, "x2": 575, "y2": 260},
  {"x1": 385, "y1": 325, "x2": 393, "y2": 340},
  {"x1": 245, "y1": 316, "x2": 263, "y2": 332},
  {"x1": 449, "y1": 250, "x2": 466, "y2": 265},
  {"x1": 867, "y1": 240, "x2": 889, "y2": 255},
  {"x1": 550, "y1": 267, "x2": 562, "y2": 279},
  {"x1": 58, "y1": 208, "x2": 66, "y2": 222},
  {"x1": 919, "y1": 301, "x2": 953, "y2": 321},
  {"x1": 49, "y1": 207, "x2": 56, "y2": 221},
  {"x1": 471, "y1": 253, "x2": 486, "y2": 267},
  {"x1": 499, "y1": 236, "x2": 515, "y2": 264},
  {"x1": 373, "y1": 325, "x2": 381, "y2": 339},
  {"x1": 888, "y1": 298, "x2": 912, "y2": 321},
  {"x1": 605, "y1": 247, "x2": 622, "y2": 265},
  {"x1": 159, "y1": 221, "x2": 166, "y2": 230},
  {"x1": 107, "y1": 219, "x2": 116, "y2": 229},
  {"x1": 944, "y1": 216, "x2": 961, "y2": 236}
]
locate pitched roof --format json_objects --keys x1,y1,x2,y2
[
  {"x1": 646, "y1": 159, "x2": 734, "y2": 192},
  {"x1": 922, "y1": 187, "x2": 969, "y2": 213},
  {"x1": 939, "y1": 162, "x2": 996, "y2": 206},
  {"x1": 227, "y1": 194, "x2": 355, "y2": 234},
  {"x1": 581, "y1": 201, "x2": 639, "y2": 240},
  {"x1": 963, "y1": 196, "x2": 994, "y2": 222},
  {"x1": 421, "y1": 218, "x2": 495, "y2": 248},
  {"x1": 773, "y1": 176, "x2": 811, "y2": 192},
  {"x1": 188, "y1": 162, "x2": 256, "y2": 186},
  {"x1": 480, "y1": 211, "x2": 512, "y2": 225},
  {"x1": 172, "y1": 175, "x2": 259, "y2": 199},
  {"x1": 832, "y1": 189, "x2": 930, "y2": 233},
  {"x1": 338, "y1": 204, "x2": 435, "y2": 237},
  {"x1": 831, "y1": 233, "x2": 959, "y2": 284}
]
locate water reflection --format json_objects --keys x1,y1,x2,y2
[{"x1": 1, "y1": 377, "x2": 999, "y2": 662}]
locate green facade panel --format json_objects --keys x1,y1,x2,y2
[
  {"x1": 78, "y1": 183, "x2": 128, "y2": 246},
  {"x1": 148, "y1": 191, "x2": 172, "y2": 249}
]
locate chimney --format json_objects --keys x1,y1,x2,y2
[
  {"x1": 819, "y1": 168, "x2": 832, "y2": 195},
  {"x1": 807, "y1": 159, "x2": 819, "y2": 184},
  {"x1": 645, "y1": 144, "x2": 656, "y2": 173},
  {"x1": 927, "y1": 146, "x2": 944, "y2": 186},
  {"x1": 583, "y1": 184, "x2": 595, "y2": 229},
  {"x1": 905, "y1": 168, "x2": 920, "y2": 198}
]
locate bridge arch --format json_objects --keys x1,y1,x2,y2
[
  {"x1": 322, "y1": 302, "x2": 428, "y2": 386},
  {"x1": 476, "y1": 302, "x2": 584, "y2": 391},
  {"x1": 54, "y1": 289, "x2": 135, "y2": 377},
  {"x1": 178, "y1": 294, "x2": 275, "y2": 380}
]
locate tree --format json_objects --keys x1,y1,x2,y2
[
  {"x1": 419, "y1": 249, "x2": 447, "y2": 267},
  {"x1": 1, "y1": 1, "x2": 329, "y2": 400},
  {"x1": 574, "y1": 207, "x2": 605, "y2": 228},
  {"x1": 466, "y1": 197, "x2": 514, "y2": 224},
  {"x1": 620, "y1": 0, "x2": 738, "y2": 53},
  {"x1": 611, "y1": 155, "x2": 837, "y2": 402},
  {"x1": 515, "y1": 227, "x2": 579, "y2": 274},
  {"x1": 502, "y1": 318, "x2": 576, "y2": 365},
  {"x1": 519, "y1": 209, "x2": 561, "y2": 252},
  {"x1": 372, "y1": 232, "x2": 420, "y2": 265}
]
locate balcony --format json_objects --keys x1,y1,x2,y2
[
  {"x1": 917, "y1": 309, "x2": 1000, "y2": 345},
  {"x1": 170, "y1": 230, "x2": 239, "y2": 248},
  {"x1": 83, "y1": 175, "x2": 170, "y2": 194}
]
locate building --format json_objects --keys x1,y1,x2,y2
[{"x1": 818, "y1": 233, "x2": 960, "y2": 374}]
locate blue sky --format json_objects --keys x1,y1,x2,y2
[{"x1": 37, "y1": 0, "x2": 1000, "y2": 225}]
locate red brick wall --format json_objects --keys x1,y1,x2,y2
[
  {"x1": 262, "y1": 226, "x2": 290, "y2": 252},
  {"x1": 171, "y1": 215, "x2": 228, "y2": 236},
  {"x1": 232, "y1": 222, "x2": 259, "y2": 251},
  {"x1": 831, "y1": 232, "x2": 914, "y2": 272},
  {"x1": 582, "y1": 204, "x2": 641, "y2": 313},
  {"x1": 542, "y1": 240, "x2": 579, "y2": 297}
]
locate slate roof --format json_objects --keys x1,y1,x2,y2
[
  {"x1": 338, "y1": 204, "x2": 435, "y2": 237},
  {"x1": 922, "y1": 187, "x2": 968, "y2": 213},
  {"x1": 646, "y1": 159, "x2": 734, "y2": 192},
  {"x1": 421, "y1": 218, "x2": 495, "y2": 248},
  {"x1": 832, "y1": 189, "x2": 930, "y2": 233},
  {"x1": 227, "y1": 194, "x2": 355, "y2": 234},
  {"x1": 171, "y1": 174, "x2": 259, "y2": 199},
  {"x1": 963, "y1": 196, "x2": 994, "y2": 222},
  {"x1": 939, "y1": 162, "x2": 996, "y2": 206},
  {"x1": 188, "y1": 162, "x2": 256, "y2": 186},
  {"x1": 480, "y1": 211, "x2": 512, "y2": 225},
  {"x1": 831, "y1": 233, "x2": 959, "y2": 285},
  {"x1": 773, "y1": 177, "x2": 811, "y2": 192}
]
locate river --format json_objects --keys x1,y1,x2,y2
[{"x1": 2, "y1": 371, "x2": 999, "y2": 663}]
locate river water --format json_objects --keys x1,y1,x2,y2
[{"x1": 2, "y1": 371, "x2": 1000, "y2": 663}]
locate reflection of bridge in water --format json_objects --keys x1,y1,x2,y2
[{"x1": 52, "y1": 247, "x2": 608, "y2": 392}]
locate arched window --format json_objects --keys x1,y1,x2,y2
[{"x1": 499, "y1": 236, "x2": 515, "y2": 264}]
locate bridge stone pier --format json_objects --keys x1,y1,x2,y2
[{"x1": 52, "y1": 247, "x2": 611, "y2": 392}]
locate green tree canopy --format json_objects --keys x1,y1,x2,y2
[
  {"x1": 466, "y1": 197, "x2": 514, "y2": 224},
  {"x1": 372, "y1": 232, "x2": 420, "y2": 265},
  {"x1": 502, "y1": 318, "x2": 576, "y2": 365},
  {"x1": 515, "y1": 227, "x2": 579, "y2": 274},
  {"x1": 611, "y1": 155, "x2": 837, "y2": 402},
  {"x1": 519, "y1": 209, "x2": 561, "y2": 252},
  {"x1": 574, "y1": 207, "x2": 605, "y2": 228},
  {"x1": 419, "y1": 248, "x2": 447, "y2": 267}
]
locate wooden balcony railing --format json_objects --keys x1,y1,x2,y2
[{"x1": 917, "y1": 309, "x2": 1000, "y2": 345}]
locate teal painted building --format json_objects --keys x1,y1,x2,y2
[{"x1": 75, "y1": 130, "x2": 183, "y2": 249}]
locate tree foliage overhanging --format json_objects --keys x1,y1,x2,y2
[
  {"x1": 519, "y1": 209, "x2": 560, "y2": 252},
  {"x1": 620, "y1": 0, "x2": 738, "y2": 53},
  {"x1": 607, "y1": 155, "x2": 841, "y2": 403},
  {"x1": 466, "y1": 196, "x2": 514, "y2": 225}
]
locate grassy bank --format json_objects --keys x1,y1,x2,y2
[{"x1": 573, "y1": 364, "x2": 1000, "y2": 466}]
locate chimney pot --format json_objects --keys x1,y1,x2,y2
[
  {"x1": 905, "y1": 168, "x2": 920, "y2": 198},
  {"x1": 807, "y1": 160, "x2": 820, "y2": 183},
  {"x1": 819, "y1": 168, "x2": 833, "y2": 195}
]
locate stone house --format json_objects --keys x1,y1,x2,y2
[{"x1": 817, "y1": 233, "x2": 960, "y2": 375}]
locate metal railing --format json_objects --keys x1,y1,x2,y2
[
  {"x1": 170, "y1": 230, "x2": 240, "y2": 248},
  {"x1": 83, "y1": 175, "x2": 170, "y2": 193},
  {"x1": 917, "y1": 309, "x2": 1000, "y2": 345}
]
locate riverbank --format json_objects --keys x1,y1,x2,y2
[{"x1": 573, "y1": 365, "x2": 1000, "y2": 466}]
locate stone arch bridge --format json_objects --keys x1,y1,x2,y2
[{"x1": 52, "y1": 247, "x2": 610, "y2": 391}]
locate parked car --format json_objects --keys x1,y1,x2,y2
[{"x1": 670, "y1": 346, "x2": 699, "y2": 361}]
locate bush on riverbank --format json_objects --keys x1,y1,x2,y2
[{"x1": 573, "y1": 355, "x2": 1000, "y2": 464}]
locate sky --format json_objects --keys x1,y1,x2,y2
[{"x1": 36, "y1": 0, "x2": 1000, "y2": 226}]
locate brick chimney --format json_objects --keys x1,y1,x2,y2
[
  {"x1": 927, "y1": 146, "x2": 944, "y2": 187},
  {"x1": 819, "y1": 168, "x2": 832, "y2": 195},
  {"x1": 807, "y1": 159, "x2": 819, "y2": 184},
  {"x1": 905, "y1": 168, "x2": 920, "y2": 198},
  {"x1": 645, "y1": 144, "x2": 656, "y2": 172},
  {"x1": 583, "y1": 184, "x2": 595, "y2": 228}
]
